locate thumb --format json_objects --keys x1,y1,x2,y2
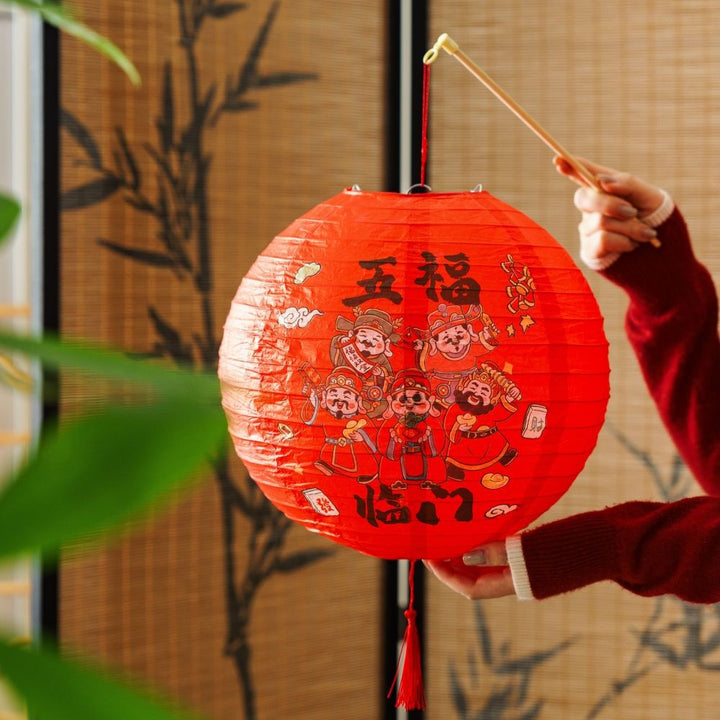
[{"x1": 463, "y1": 540, "x2": 508, "y2": 567}]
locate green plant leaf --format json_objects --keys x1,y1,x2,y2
[
  {"x1": 6, "y1": 0, "x2": 140, "y2": 87},
  {"x1": 0, "y1": 639, "x2": 200, "y2": 720},
  {"x1": 0, "y1": 332, "x2": 220, "y2": 401},
  {"x1": 0, "y1": 397, "x2": 227, "y2": 561},
  {"x1": 0, "y1": 194, "x2": 21, "y2": 243}
]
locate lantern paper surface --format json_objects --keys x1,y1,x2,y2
[{"x1": 219, "y1": 189, "x2": 610, "y2": 560}]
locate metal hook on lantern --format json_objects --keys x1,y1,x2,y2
[{"x1": 406, "y1": 183, "x2": 432, "y2": 194}]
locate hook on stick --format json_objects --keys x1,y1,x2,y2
[{"x1": 425, "y1": 33, "x2": 601, "y2": 191}]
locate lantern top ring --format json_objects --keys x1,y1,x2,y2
[{"x1": 423, "y1": 32, "x2": 459, "y2": 65}]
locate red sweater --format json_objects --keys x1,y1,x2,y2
[{"x1": 521, "y1": 208, "x2": 720, "y2": 602}]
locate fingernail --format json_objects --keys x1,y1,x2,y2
[
  {"x1": 641, "y1": 227, "x2": 658, "y2": 239},
  {"x1": 463, "y1": 549, "x2": 487, "y2": 566},
  {"x1": 596, "y1": 173, "x2": 617, "y2": 184},
  {"x1": 619, "y1": 205, "x2": 638, "y2": 218}
]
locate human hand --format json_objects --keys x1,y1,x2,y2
[
  {"x1": 423, "y1": 541, "x2": 515, "y2": 600},
  {"x1": 553, "y1": 156, "x2": 665, "y2": 263}
]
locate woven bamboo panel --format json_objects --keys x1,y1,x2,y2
[
  {"x1": 426, "y1": 2, "x2": 720, "y2": 718},
  {"x1": 58, "y1": 2, "x2": 385, "y2": 719}
]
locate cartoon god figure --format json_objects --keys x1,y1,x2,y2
[
  {"x1": 304, "y1": 367, "x2": 379, "y2": 483},
  {"x1": 377, "y1": 369, "x2": 446, "y2": 489},
  {"x1": 443, "y1": 362, "x2": 521, "y2": 489},
  {"x1": 330, "y1": 307, "x2": 401, "y2": 418},
  {"x1": 417, "y1": 303, "x2": 500, "y2": 402}
]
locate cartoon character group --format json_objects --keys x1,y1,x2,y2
[{"x1": 300, "y1": 302, "x2": 534, "y2": 501}]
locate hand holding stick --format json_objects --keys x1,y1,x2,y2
[{"x1": 424, "y1": 34, "x2": 661, "y2": 249}]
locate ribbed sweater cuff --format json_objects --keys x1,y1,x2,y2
[
  {"x1": 505, "y1": 534, "x2": 533, "y2": 600},
  {"x1": 639, "y1": 189, "x2": 674, "y2": 228},
  {"x1": 519, "y1": 511, "x2": 620, "y2": 600}
]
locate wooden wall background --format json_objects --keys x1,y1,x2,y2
[
  {"x1": 426, "y1": 2, "x2": 720, "y2": 719},
  {"x1": 57, "y1": 1, "x2": 720, "y2": 719},
  {"x1": 58, "y1": 2, "x2": 385, "y2": 720}
]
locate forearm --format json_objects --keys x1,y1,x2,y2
[{"x1": 510, "y1": 497, "x2": 720, "y2": 602}]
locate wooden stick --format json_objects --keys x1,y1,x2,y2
[
  {"x1": 424, "y1": 34, "x2": 601, "y2": 190},
  {"x1": 425, "y1": 34, "x2": 663, "y2": 249}
]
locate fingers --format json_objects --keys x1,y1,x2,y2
[
  {"x1": 554, "y1": 156, "x2": 666, "y2": 263},
  {"x1": 463, "y1": 540, "x2": 508, "y2": 566},
  {"x1": 554, "y1": 155, "x2": 666, "y2": 217},
  {"x1": 573, "y1": 186, "x2": 639, "y2": 222},
  {"x1": 423, "y1": 558, "x2": 515, "y2": 600},
  {"x1": 579, "y1": 211, "x2": 659, "y2": 256},
  {"x1": 423, "y1": 540, "x2": 516, "y2": 601},
  {"x1": 553, "y1": 156, "x2": 615, "y2": 188}
]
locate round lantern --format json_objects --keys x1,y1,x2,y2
[{"x1": 219, "y1": 187, "x2": 609, "y2": 561}]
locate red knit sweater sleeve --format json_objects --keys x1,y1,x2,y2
[
  {"x1": 522, "y1": 497, "x2": 720, "y2": 602},
  {"x1": 520, "y1": 208, "x2": 720, "y2": 601},
  {"x1": 602, "y1": 208, "x2": 720, "y2": 492}
]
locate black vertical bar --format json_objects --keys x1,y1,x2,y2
[
  {"x1": 384, "y1": 1, "x2": 401, "y2": 194},
  {"x1": 384, "y1": 0, "x2": 429, "y2": 194},
  {"x1": 40, "y1": 19, "x2": 60, "y2": 641},
  {"x1": 382, "y1": 10, "x2": 402, "y2": 720},
  {"x1": 383, "y1": 2, "x2": 428, "y2": 719},
  {"x1": 408, "y1": 0, "x2": 429, "y2": 192}
]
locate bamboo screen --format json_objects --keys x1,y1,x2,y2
[
  {"x1": 58, "y1": 2, "x2": 385, "y2": 720},
  {"x1": 425, "y1": 2, "x2": 720, "y2": 719}
]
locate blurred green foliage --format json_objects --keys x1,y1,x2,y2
[
  {"x1": 6, "y1": 0, "x2": 140, "y2": 85},
  {"x1": 0, "y1": 3, "x2": 216, "y2": 719}
]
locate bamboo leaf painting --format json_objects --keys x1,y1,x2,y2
[
  {"x1": 58, "y1": 3, "x2": 321, "y2": 718},
  {"x1": 61, "y1": 108, "x2": 104, "y2": 169},
  {"x1": 61, "y1": 176, "x2": 123, "y2": 211},
  {"x1": 206, "y1": 3, "x2": 248, "y2": 19}
]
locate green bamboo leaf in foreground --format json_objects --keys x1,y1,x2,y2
[
  {"x1": 0, "y1": 332, "x2": 220, "y2": 400},
  {"x1": 0, "y1": 397, "x2": 227, "y2": 561},
  {"x1": 5, "y1": 0, "x2": 140, "y2": 86},
  {"x1": 0, "y1": 640, "x2": 199, "y2": 720},
  {"x1": 0, "y1": 194, "x2": 21, "y2": 243}
]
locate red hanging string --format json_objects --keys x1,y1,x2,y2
[
  {"x1": 387, "y1": 560, "x2": 425, "y2": 711},
  {"x1": 389, "y1": 62, "x2": 430, "y2": 712},
  {"x1": 420, "y1": 62, "x2": 431, "y2": 187}
]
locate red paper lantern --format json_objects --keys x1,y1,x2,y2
[{"x1": 219, "y1": 188, "x2": 609, "y2": 561}]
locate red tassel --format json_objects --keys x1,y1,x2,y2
[{"x1": 388, "y1": 560, "x2": 425, "y2": 711}]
